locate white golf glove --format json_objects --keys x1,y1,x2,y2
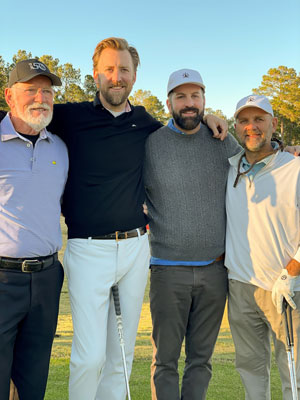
[{"x1": 271, "y1": 269, "x2": 297, "y2": 314}]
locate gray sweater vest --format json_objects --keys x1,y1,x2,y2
[{"x1": 144, "y1": 124, "x2": 241, "y2": 261}]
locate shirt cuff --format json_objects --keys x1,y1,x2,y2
[{"x1": 294, "y1": 247, "x2": 300, "y2": 263}]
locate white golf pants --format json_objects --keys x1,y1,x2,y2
[{"x1": 64, "y1": 233, "x2": 150, "y2": 400}]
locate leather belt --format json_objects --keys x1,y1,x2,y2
[
  {"x1": 91, "y1": 227, "x2": 146, "y2": 241},
  {"x1": 0, "y1": 253, "x2": 58, "y2": 273},
  {"x1": 213, "y1": 253, "x2": 225, "y2": 263}
]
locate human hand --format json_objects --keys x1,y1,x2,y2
[
  {"x1": 0, "y1": 110, "x2": 7, "y2": 123},
  {"x1": 271, "y1": 269, "x2": 297, "y2": 314},
  {"x1": 203, "y1": 114, "x2": 228, "y2": 141},
  {"x1": 143, "y1": 203, "x2": 148, "y2": 215},
  {"x1": 284, "y1": 145, "x2": 300, "y2": 156}
]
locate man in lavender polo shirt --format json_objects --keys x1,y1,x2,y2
[{"x1": 0, "y1": 59, "x2": 68, "y2": 400}]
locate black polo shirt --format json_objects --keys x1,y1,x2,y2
[{"x1": 48, "y1": 95, "x2": 161, "y2": 238}]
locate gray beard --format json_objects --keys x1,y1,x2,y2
[{"x1": 242, "y1": 137, "x2": 267, "y2": 153}]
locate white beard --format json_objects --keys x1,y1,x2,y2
[{"x1": 15, "y1": 101, "x2": 53, "y2": 132}]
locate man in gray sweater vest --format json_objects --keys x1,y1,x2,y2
[{"x1": 144, "y1": 69, "x2": 241, "y2": 400}]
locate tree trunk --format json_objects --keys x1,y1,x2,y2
[{"x1": 281, "y1": 118, "x2": 285, "y2": 143}]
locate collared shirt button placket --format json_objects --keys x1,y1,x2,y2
[
  {"x1": 26, "y1": 140, "x2": 36, "y2": 171},
  {"x1": 23, "y1": 140, "x2": 35, "y2": 171}
]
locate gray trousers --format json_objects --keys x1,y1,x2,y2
[
  {"x1": 150, "y1": 260, "x2": 228, "y2": 400},
  {"x1": 229, "y1": 280, "x2": 300, "y2": 400}
]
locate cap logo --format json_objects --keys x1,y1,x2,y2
[
  {"x1": 182, "y1": 72, "x2": 189, "y2": 78},
  {"x1": 246, "y1": 96, "x2": 255, "y2": 104},
  {"x1": 28, "y1": 62, "x2": 47, "y2": 71}
]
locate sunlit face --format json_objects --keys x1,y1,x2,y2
[
  {"x1": 235, "y1": 107, "x2": 277, "y2": 153},
  {"x1": 6, "y1": 75, "x2": 54, "y2": 133},
  {"x1": 93, "y1": 48, "x2": 136, "y2": 111},
  {"x1": 167, "y1": 84, "x2": 205, "y2": 134}
]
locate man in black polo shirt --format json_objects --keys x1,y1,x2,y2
[{"x1": 48, "y1": 38, "x2": 162, "y2": 400}]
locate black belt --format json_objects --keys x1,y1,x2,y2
[
  {"x1": 91, "y1": 227, "x2": 147, "y2": 241},
  {"x1": 0, "y1": 253, "x2": 58, "y2": 273}
]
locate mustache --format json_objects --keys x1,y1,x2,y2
[
  {"x1": 109, "y1": 81, "x2": 126, "y2": 88},
  {"x1": 180, "y1": 107, "x2": 199, "y2": 115},
  {"x1": 245, "y1": 129, "x2": 261, "y2": 135},
  {"x1": 27, "y1": 103, "x2": 51, "y2": 111}
]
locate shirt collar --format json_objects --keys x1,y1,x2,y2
[
  {"x1": 168, "y1": 118, "x2": 182, "y2": 134},
  {"x1": 167, "y1": 118, "x2": 202, "y2": 135},
  {"x1": 0, "y1": 113, "x2": 53, "y2": 142},
  {"x1": 242, "y1": 155, "x2": 269, "y2": 170},
  {"x1": 241, "y1": 141, "x2": 280, "y2": 169},
  {"x1": 229, "y1": 141, "x2": 280, "y2": 168}
]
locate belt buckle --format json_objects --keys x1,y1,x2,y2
[
  {"x1": 22, "y1": 259, "x2": 40, "y2": 273},
  {"x1": 115, "y1": 231, "x2": 128, "y2": 241}
]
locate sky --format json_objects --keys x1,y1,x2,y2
[{"x1": 1, "y1": 0, "x2": 300, "y2": 118}]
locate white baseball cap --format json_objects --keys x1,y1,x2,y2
[
  {"x1": 167, "y1": 68, "x2": 205, "y2": 95},
  {"x1": 234, "y1": 94, "x2": 274, "y2": 118}
]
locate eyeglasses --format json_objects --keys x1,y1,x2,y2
[{"x1": 13, "y1": 86, "x2": 55, "y2": 99}]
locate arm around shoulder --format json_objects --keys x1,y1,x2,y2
[{"x1": 0, "y1": 110, "x2": 7, "y2": 122}]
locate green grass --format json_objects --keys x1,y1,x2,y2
[{"x1": 44, "y1": 219, "x2": 283, "y2": 399}]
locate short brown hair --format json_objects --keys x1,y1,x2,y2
[{"x1": 92, "y1": 37, "x2": 140, "y2": 72}]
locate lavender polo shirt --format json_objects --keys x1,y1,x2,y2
[{"x1": 0, "y1": 114, "x2": 68, "y2": 258}]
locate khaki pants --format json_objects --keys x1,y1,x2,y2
[{"x1": 228, "y1": 280, "x2": 300, "y2": 400}]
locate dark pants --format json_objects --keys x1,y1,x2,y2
[
  {"x1": 0, "y1": 260, "x2": 64, "y2": 400},
  {"x1": 150, "y1": 261, "x2": 228, "y2": 400}
]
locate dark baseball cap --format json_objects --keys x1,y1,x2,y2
[{"x1": 8, "y1": 59, "x2": 62, "y2": 87}]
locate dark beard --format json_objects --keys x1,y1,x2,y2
[{"x1": 172, "y1": 107, "x2": 204, "y2": 131}]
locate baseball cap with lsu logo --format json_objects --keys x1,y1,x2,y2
[
  {"x1": 234, "y1": 94, "x2": 274, "y2": 119},
  {"x1": 8, "y1": 58, "x2": 62, "y2": 87}
]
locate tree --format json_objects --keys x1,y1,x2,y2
[
  {"x1": 0, "y1": 56, "x2": 8, "y2": 110},
  {"x1": 39, "y1": 55, "x2": 61, "y2": 75},
  {"x1": 129, "y1": 89, "x2": 169, "y2": 124},
  {"x1": 5, "y1": 51, "x2": 88, "y2": 104},
  {"x1": 0, "y1": 51, "x2": 98, "y2": 105},
  {"x1": 38, "y1": 55, "x2": 64, "y2": 102},
  {"x1": 0, "y1": 51, "x2": 35, "y2": 110},
  {"x1": 253, "y1": 66, "x2": 300, "y2": 144},
  {"x1": 83, "y1": 75, "x2": 97, "y2": 101},
  {"x1": 57, "y1": 63, "x2": 82, "y2": 103},
  {"x1": 205, "y1": 107, "x2": 236, "y2": 139},
  {"x1": 277, "y1": 116, "x2": 300, "y2": 145},
  {"x1": 63, "y1": 83, "x2": 88, "y2": 103},
  {"x1": 12, "y1": 50, "x2": 33, "y2": 65}
]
